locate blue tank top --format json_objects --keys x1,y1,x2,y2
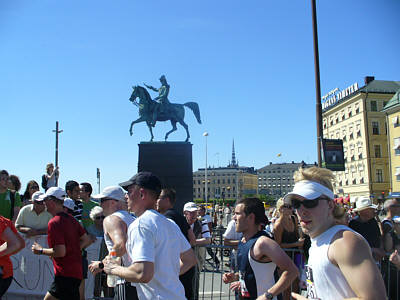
[{"x1": 237, "y1": 231, "x2": 274, "y2": 299}]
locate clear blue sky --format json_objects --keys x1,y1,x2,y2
[{"x1": 1, "y1": 0, "x2": 399, "y2": 193}]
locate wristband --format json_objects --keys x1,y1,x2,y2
[
  {"x1": 39, "y1": 248, "x2": 43, "y2": 255},
  {"x1": 99, "y1": 262, "x2": 104, "y2": 269}
]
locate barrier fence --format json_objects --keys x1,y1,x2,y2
[{"x1": 4, "y1": 233, "x2": 400, "y2": 300}]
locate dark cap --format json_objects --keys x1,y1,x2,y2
[{"x1": 119, "y1": 171, "x2": 162, "y2": 194}]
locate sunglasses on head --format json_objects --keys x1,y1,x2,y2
[{"x1": 292, "y1": 197, "x2": 330, "y2": 209}]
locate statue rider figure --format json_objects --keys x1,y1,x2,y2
[{"x1": 144, "y1": 75, "x2": 170, "y2": 126}]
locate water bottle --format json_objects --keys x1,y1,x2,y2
[{"x1": 106, "y1": 251, "x2": 118, "y2": 288}]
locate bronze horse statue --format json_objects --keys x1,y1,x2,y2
[{"x1": 129, "y1": 85, "x2": 201, "y2": 142}]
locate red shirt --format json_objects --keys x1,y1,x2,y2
[
  {"x1": 47, "y1": 212, "x2": 85, "y2": 279},
  {"x1": 0, "y1": 216, "x2": 18, "y2": 278}
]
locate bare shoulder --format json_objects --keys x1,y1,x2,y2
[
  {"x1": 329, "y1": 229, "x2": 371, "y2": 265},
  {"x1": 256, "y1": 235, "x2": 279, "y2": 251},
  {"x1": 104, "y1": 215, "x2": 126, "y2": 230}
]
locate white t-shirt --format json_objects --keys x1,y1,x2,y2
[
  {"x1": 202, "y1": 214, "x2": 212, "y2": 224},
  {"x1": 127, "y1": 209, "x2": 191, "y2": 300},
  {"x1": 223, "y1": 219, "x2": 242, "y2": 241}
]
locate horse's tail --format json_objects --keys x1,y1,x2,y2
[{"x1": 184, "y1": 102, "x2": 202, "y2": 124}]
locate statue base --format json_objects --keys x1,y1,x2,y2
[{"x1": 138, "y1": 142, "x2": 193, "y2": 213}]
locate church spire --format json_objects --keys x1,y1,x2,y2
[{"x1": 231, "y1": 139, "x2": 237, "y2": 167}]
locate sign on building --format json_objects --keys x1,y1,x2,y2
[{"x1": 322, "y1": 139, "x2": 345, "y2": 171}]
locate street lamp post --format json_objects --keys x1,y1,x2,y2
[{"x1": 203, "y1": 132, "x2": 209, "y2": 207}]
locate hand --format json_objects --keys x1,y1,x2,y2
[
  {"x1": 222, "y1": 272, "x2": 237, "y2": 284},
  {"x1": 389, "y1": 250, "x2": 400, "y2": 267},
  {"x1": 31, "y1": 242, "x2": 43, "y2": 255},
  {"x1": 229, "y1": 281, "x2": 240, "y2": 292},
  {"x1": 89, "y1": 261, "x2": 103, "y2": 275},
  {"x1": 291, "y1": 292, "x2": 309, "y2": 300},
  {"x1": 103, "y1": 256, "x2": 119, "y2": 275}
]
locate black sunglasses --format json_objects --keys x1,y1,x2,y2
[
  {"x1": 95, "y1": 215, "x2": 105, "y2": 220},
  {"x1": 282, "y1": 204, "x2": 292, "y2": 209},
  {"x1": 292, "y1": 197, "x2": 330, "y2": 209}
]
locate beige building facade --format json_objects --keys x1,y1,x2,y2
[
  {"x1": 382, "y1": 90, "x2": 400, "y2": 194},
  {"x1": 322, "y1": 77, "x2": 400, "y2": 200}
]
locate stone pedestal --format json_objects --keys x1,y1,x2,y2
[{"x1": 138, "y1": 142, "x2": 193, "y2": 213}]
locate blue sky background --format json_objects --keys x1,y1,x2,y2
[{"x1": 1, "y1": 0, "x2": 399, "y2": 194}]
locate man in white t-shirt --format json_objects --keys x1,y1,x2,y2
[
  {"x1": 287, "y1": 167, "x2": 386, "y2": 300},
  {"x1": 223, "y1": 219, "x2": 243, "y2": 271},
  {"x1": 103, "y1": 172, "x2": 197, "y2": 300}
]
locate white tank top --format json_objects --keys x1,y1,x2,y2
[
  {"x1": 306, "y1": 225, "x2": 358, "y2": 300},
  {"x1": 104, "y1": 210, "x2": 135, "y2": 284},
  {"x1": 248, "y1": 250, "x2": 277, "y2": 299}
]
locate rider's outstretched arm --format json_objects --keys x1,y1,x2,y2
[{"x1": 144, "y1": 83, "x2": 158, "y2": 92}]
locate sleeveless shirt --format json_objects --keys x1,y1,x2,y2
[
  {"x1": 104, "y1": 210, "x2": 136, "y2": 284},
  {"x1": 237, "y1": 231, "x2": 277, "y2": 299},
  {"x1": 306, "y1": 225, "x2": 358, "y2": 299}
]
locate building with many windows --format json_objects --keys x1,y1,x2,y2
[
  {"x1": 193, "y1": 141, "x2": 258, "y2": 201},
  {"x1": 382, "y1": 89, "x2": 400, "y2": 193},
  {"x1": 257, "y1": 161, "x2": 316, "y2": 198},
  {"x1": 322, "y1": 76, "x2": 400, "y2": 200}
]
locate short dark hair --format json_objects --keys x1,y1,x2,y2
[
  {"x1": 65, "y1": 180, "x2": 79, "y2": 194},
  {"x1": 237, "y1": 197, "x2": 269, "y2": 225},
  {"x1": 0, "y1": 170, "x2": 9, "y2": 178},
  {"x1": 162, "y1": 188, "x2": 176, "y2": 205},
  {"x1": 80, "y1": 182, "x2": 93, "y2": 196},
  {"x1": 9, "y1": 175, "x2": 21, "y2": 191}
]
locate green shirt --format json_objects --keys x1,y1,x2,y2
[
  {"x1": 0, "y1": 189, "x2": 22, "y2": 219},
  {"x1": 81, "y1": 199, "x2": 99, "y2": 229}
]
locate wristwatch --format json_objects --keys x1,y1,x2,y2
[
  {"x1": 265, "y1": 292, "x2": 274, "y2": 299},
  {"x1": 99, "y1": 262, "x2": 104, "y2": 269}
]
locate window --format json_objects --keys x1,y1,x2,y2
[
  {"x1": 355, "y1": 105, "x2": 360, "y2": 114},
  {"x1": 393, "y1": 116, "x2": 400, "y2": 128},
  {"x1": 372, "y1": 121, "x2": 379, "y2": 135},
  {"x1": 396, "y1": 167, "x2": 400, "y2": 181},
  {"x1": 371, "y1": 101, "x2": 377, "y2": 111},
  {"x1": 393, "y1": 138, "x2": 400, "y2": 155},
  {"x1": 350, "y1": 133, "x2": 354, "y2": 140},
  {"x1": 374, "y1": 145, "x2": 382, "y2": 158},
  {"x1": 383, "y1": 101, "x2": 388, "y2": 108},
  {"x1": 360, "y1": 177, "x2": 364, "y2": 184},
  {"x1": 352, "y1": 179, "x2": 357, "y2": 184},
  {"x1": 376, "y1": 169, "x2": 383, "y2": 183},
  {"x1": 358, "y1": 153, "x2": 363, "y2": 159}
]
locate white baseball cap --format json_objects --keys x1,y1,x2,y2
[
  {"x1": 183, "y1": 202, "x2": 198, "y2": 212},
  {"x1": 32, "y1": 191, "x2": 45, "y2": 202},
  {"x1": 92, "y1": 186, "x2": 126, "y2": 202},
  {"x1": 44, "y1": 187, "x2": 67, "y2": 201},
  {"x1": 63, "y1": 198, "x2": 75, "y2": 211}
]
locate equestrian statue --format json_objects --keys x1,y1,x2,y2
[{"x1": 129, "y1": 75, "x2": 201, "y2": 142}]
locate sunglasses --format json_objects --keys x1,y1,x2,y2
[
  {"x1": 34, "y1": 200, "x2": 44, "y2": 205},
  {"x1": 292, "y1": 197, "x2": 329, "y2": 209},
  {"x1": 95, "y1": 215, "x2": 105, "y2": 220},
  {"x1": 282, "y1": 204, "x2": 292, "y2": 209},
  {"x1": 100, "y1": 198, "x2": 113, "y2": 204}
]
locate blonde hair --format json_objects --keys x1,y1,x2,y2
[
  {"x1": 90, "y1": 206, "x2": 104, "y2": 220},
  {"x1": 293, "y1": 167, "x2": 335, "y2": 191},
  {"x1": 276, "y1": 198, "x2": 285, "y2": 210},
  {"x1": 46, "y1": 163, "x2": 54, "y2": 174}
]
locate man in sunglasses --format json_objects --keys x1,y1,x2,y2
[
  {"x1": 88, "y1": 186, "x2": 138, "y2": 300},
  {"x1": 15, "y1": 191, "x2": 52, "y2": 237},
  {"x1": 287, "y1": 167, "x2": 386, "y2": 300}
]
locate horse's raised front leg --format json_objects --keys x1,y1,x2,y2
[
  {"x1": 129, "y1": 117, "x2": 145, "y2": 136},
  {"x1": 165, "y1": 120, "x2": 177, "y2": 141},
  {"x1": 146, "y1": 121, "x2": 154, "y2": 142}
]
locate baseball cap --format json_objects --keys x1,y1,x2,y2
[
  {"x1": 119, "y1": 171, "x2": 162, "y2": 194},
  {"x1": 44, "y1": 187, "x2": 67, "y2": 201},
  {"x1": 92, "y1": 186, "x2": 126, "y2": 202},
  {"x1": 183, "y1": 202, "x2": 198, "y2": 212},
  {"x1": 63, "y1": 198, "x2": 75, "y2": 211},
  {"x1": 353, "y1": 196, "x2": 377, "y2": 212},
  {"x1": 283, "y1": 180, "x2": 334, "y2": 204},
  {"x1": 32, "y1": 191, "x2": 45, "y2": 202}
]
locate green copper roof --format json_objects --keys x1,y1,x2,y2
[
  {"x1": 359, "y1": 80, "x2": 400, "y2": 93},
  {"x1": 382, "y1": 88, "x2": 400, "y2": 111}
]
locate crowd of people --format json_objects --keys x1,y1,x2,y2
[{"x1": 0, "y1": 165, "x2": 399, "y2": 299}]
